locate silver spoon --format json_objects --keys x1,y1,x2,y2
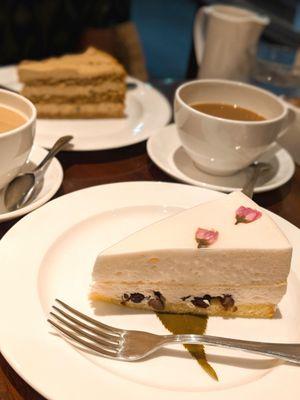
[
  {"x1": 4, "y1": 135, "x2": 73, "y2": 212},
  {"x1": 241, "y1": 162, "x2": 271, "y2": 199}
]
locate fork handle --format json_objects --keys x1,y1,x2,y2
[{"x1": 163, "y1": 334, "x2": 300, "y2": 364}]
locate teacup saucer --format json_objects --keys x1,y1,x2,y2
[
  {"x1": 147, "y1": 124, "x2": 295, "y2": 193},
  {"x1": 0, "y1": 145, "x2": 63, "y2": 222}
]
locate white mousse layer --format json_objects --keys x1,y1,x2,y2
[{"x1": 94, "y1": 249, "x2": 290, "y2": 286}]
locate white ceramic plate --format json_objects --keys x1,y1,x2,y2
[
  {"x1": 0, "y1": 66, "x2": 171, "y2": 151},
  {"x1": 0, "y1": 145, "x2": 63, "y2": 222},
  {"x1": 0, "y1": 181, "x2": 300, "y2": 399},
  {"x1": 147, "y1": 124, "x2": 295, "y2": 193}
]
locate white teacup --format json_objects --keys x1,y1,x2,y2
[
  {"x1": 174, "y1": 79, "x2": 294, "y2": 176},
  {"x1": 0, "y1": 89, "x2": 36, "y2": 190}
]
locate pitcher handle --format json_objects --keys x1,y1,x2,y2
[{"x1": 193, "y1": 7, "x2": 208, "y2": 68}]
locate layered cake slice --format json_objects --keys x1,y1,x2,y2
[
  {"x1": 18, "y1": 47, "x2": 126, "y2": 118},
  {"x1": 90, "y1": 192, "x2": 292, "y2": 318}
]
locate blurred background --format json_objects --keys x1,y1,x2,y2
[{"x1": 0, "y1": 0, "x2": 299, "y2": 89}]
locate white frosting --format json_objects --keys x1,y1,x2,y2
[{"x1": 102, "y1": 192, "x2": 291, "y2": 254}]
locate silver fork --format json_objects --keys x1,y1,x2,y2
[{"x1": 48, "y1": 299, "x2": 300, "y2": 364}]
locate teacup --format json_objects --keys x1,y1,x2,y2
[
  {"x1": 0, "y1": 89, "x2": 36, "y2": 190},
  {"x1": 174, "y1": 79, "x2": 295, "y2": 176}
]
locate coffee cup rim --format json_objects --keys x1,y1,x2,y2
[
  {"x1": 0, "y1": 89, "x2": 37, "y2": 137},
  {"x1": 175, "y1": 79, "x2": 288, "y2": 125}
]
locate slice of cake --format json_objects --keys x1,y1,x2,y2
[
  {"x1": 90, "y1": 191, "x2": 292, "y2": 318},
  {"x1": 18, "y1": 47, "x2": 126, "y2": 118}
]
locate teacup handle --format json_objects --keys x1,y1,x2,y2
[
  {"x1": 261, "y1": 105, "x2": 296, "y2": 160},
  {"x1": 193, "y1": 7, "x2": 208, "y2": 68},
  {"x1": 278, "y1": 103, "x2": 297, "y2": 139}
]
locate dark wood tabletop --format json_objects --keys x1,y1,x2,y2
[{"x1": 0, "y1": 79, "x2": 299, "y2": 400}]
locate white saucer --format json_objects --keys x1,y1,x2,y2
[
  {"x1": 0, "y1": 66, "x2": 171, "y2": 151},
  {"x1": 0, "y1": 145, "x2": 63, "y2": 222},
  {"x1": 147, "y1": 124, "x2": 295, "y2": 193}
]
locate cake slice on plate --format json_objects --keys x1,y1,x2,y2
[
  {"x1": 90, "y1": 191, "x2": 292, "y2": 318},
  {"x1": 18, "y1": 47, "x2": 126, "y2": 118}
]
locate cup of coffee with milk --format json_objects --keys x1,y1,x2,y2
[
  {"x1": 0, "y1": 89, "x2": 36, "y2": 190},
  {"x1": 174, "y1": 79, "x2": 295, "y2": 176}
]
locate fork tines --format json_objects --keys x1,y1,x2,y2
[{"x1": 48, "y1": 299, "x2": 122, "y2": 358}]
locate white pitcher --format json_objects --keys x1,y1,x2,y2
[{"x1": 194, "y1": 4, "x2": 269, "y2": 81}]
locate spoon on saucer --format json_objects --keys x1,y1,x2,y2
[
  {"x1": 241, "y1": 162, "x2": 271, "y2": 199},
  {"x1": 4, "y1": 135, "x2": 73, "y2": 212}
]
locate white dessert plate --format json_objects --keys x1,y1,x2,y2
[
  {"x1": 0, "y1": 65, "x2": 171, "y2": 151},
  {"x1": 0, "y1": 181, "x2": 300, "y2": 400},
  {"x1": 147, "y1": 124, "x2": 295, "y2": 193},
  {"x1": 0, "y1": 145, "x2": 63, "y2": 222}
]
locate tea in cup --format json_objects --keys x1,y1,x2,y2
[{"x1": 174, "y1": 79, "x2": 295, "y2": 176}]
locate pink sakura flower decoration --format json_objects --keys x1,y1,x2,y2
[
  {"x1": 195, "y1": 228, "x2": 219, "y2": 248},
  {"x1": 235, "y1": 206, "x2": 262, "y2": 225}
]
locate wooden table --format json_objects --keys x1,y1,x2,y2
[{"x1": 0, "y1": 80, "x2": 299, "y2": 400}]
